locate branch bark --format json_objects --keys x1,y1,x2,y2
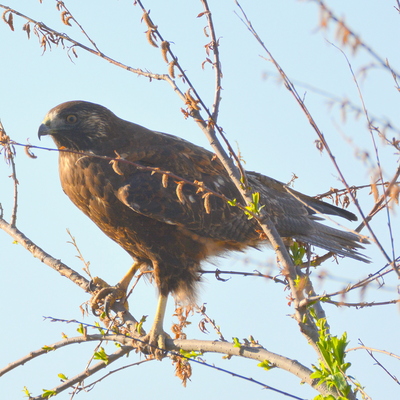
[{"x1": 0, "y1": 217, "x2": 89, "y2": 291}]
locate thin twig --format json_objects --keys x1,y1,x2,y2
[
  {"x1": 29, "y1": 346, "x2": 132, "y2": 400},
  {"x1": 200, "y1": 268, "x2": 286, "y2": 284},
  {"x1": 195, "y1": 304, "x2": 226, "y2": 341},
  {"x1": 0, "y1": 5, "x2": 167, "y2": 81},
  {"x1": 66, "y1": 228, "x2": 92, "y2": 278},
  {"x1": 331, "y1": 42, "x2": 398, "y2": 273},
  {"x1": 317, "y1": 298, "x2": 400, "y2": 308},
  {"x1": 300, "y1": 261, "x2": 398, "y2": 308},
  {"x1": 134, "y1": 0, "x2": 249, "y2": 187},
  {"x1": 235, "y1": 0, "x2": 393, "y2": 272},
  {"x1": 77, "y1": 358, "x2": 152, "y2": 394},
  {"x1": 56, "y1": 1, "x2": 102, "y2": 53},
  {"x1": 355, "y1": 339, "x2": 400, "y2": 385},
  {"x1": 313, "y1": 0, "x2": 400, "y2": 79},
  {"x1": 0, "y1": 217, "x2": 89, "y2": 291},
  {"x1": 0, "y1": 120, "x2": 18, "y2": 226},
  {"x1": 199, "y1": 0, "x2": 223, "y2": 122},
  {"x1": 0, "y1": 333, "x2": 126, "y2": 376},
  {"x1": 347, "y1": 344, "x2": 400, "y2": 361}
]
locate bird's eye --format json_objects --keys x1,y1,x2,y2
[{"x1": 66, "y1": 114, "x2": 78, "y2": 124}]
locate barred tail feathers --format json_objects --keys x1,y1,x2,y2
[{"x1": 296, "y1": 223, "x2": 369, "y2": 263}]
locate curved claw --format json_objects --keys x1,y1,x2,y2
[
  {"x1": 89, "y1": 262, "x2": 142, "y2": 317},
  {"x1": 90, "y1": 284, "x2": 127, "y2": 318}
]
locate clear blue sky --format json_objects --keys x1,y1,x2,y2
[{"x1": 1, "y1": 1, "x2": 399, "y2": 399}]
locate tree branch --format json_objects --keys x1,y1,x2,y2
[
  {"x1": 0, "y1": 217, "x2": 89, "y2": 291},
  {"x1": 0, "y1": 120, "x2": 18, "y2": 226},
  {"x1": 30, "y1": 346, "x2": 132, "y2": 400}
]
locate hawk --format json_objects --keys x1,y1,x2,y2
[{"x1": 38, "y1": 101, "x2": 368, "y2": 348}]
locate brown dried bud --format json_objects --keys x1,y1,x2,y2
[
  {"x1": 2, "y1": 10, "x2": 14, "y2": 31},
  {"x1": 168, "y1": 60, "x2": 177, "y2": 78},
  {"x1": 390, "y1": 184, "x2": 399, "y2": 205},
  {"x1": 109, "y1": 151, "x2": 124, "y2": 176},
  {"x1": 185, "y1": 89, "x2": 201, "y2": 111},
  {"x1": 162, "y1": 173, "x2": 169, "y2": 188},
  {"x1": 371, "y1": 182, "x2": 379, "y2": 202},
  {"x1": 24, "y1": 145, "x2": 37, "y2": 159},
  {"x1": 142, "y1": 11, "x2": 158, "y2": 30},
  {"x1": 161, "y1": 41, "x2": 170, "y2": 63},
  {"x1": 61, "y1": 11, "x2": 72, "y2": 26},
  {"x1": 22, "y1": 22, "x2": 31, "y2": 39},
  {"x1": 202, "y1": 192, "x2": 212, "y2": 214},
  {"x1": 146, "y1": 29, "x2": 158, "y2": 48},
  {"x1": 194, "y1": 180, "x2": 205, "y2": 194},
  {"x1": 175, "y1": 182, "x2": 186, "y2": 204},
  {"x1": 110, "y1": 159, "x2": 123, "y2": 176}
]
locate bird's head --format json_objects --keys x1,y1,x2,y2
[{"x1": 38, "y1": 101, "x2": 120, "y2": 151}]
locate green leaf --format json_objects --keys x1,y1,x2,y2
[
  {"x1": 42, "y1": 345, "x2": 55, "y2": 352},
  {"x1": 289, "y1": 242, "x2": 307, "y2": 265},
  {"x1": 94, "y1": 321, "x2": 105, "y2": 335},
  {"x1": 136, "y1": 315, "x2": 147, "y2": 335},
  {"x1": 42, "y1": 389, "x2": 57, "y2": 398},
  {"x1": 331, "y1": 372, "x2": 349, "y2": 394},
  {"x1": 93, "y1": 347, "x2": 109, "y2": 365},
  {"x1": 22, "y1": 386, "x2": 31, "y2": 397},
  {"x1": 293, "y1": 275, "x2": 302, "y2": 287},
  {"x1": 310, "y1": 315, "x2": 353, "y2": 397},
  {"x1": 244, "y1": 192, "x2": 265, "y2": 219},
  {"x1": 227, "y1": 198, "x2": 237, "y2": 206},
  {"x1": 232, "y1": 337, "x2": 242, "y2": 348},
  {"x1": 180, "y1": 349, "x2": 203, "y2": 359},
  {"x1": 77, "y1": 323, "x2": 86, "y2": 335},
  {"x1": 257, "y1": 359, "x2": 274, "y2": 371},
  {"x1": 57, "y1": 373, "x2": 68, "y2": 381}
]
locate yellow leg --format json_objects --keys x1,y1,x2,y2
[
  {"x1": 117, "y1": 260, "x2": 142, "y2": 292},
  {"x1": 143, "y1": 294, "x2": 171, "y2": 354},
  {"x1": 152, "y1": 294, "x2": 168, "y2": 338}
]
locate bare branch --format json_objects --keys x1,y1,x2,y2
[
  {"x1": 312, "y1": 0, "x2": 400, "y2": 79},
  {"x1": 66, "y1": 228, "x2": 92, "y2": 278},
  {"x1": 0, "y1": 120, "x2": 18, "y2": 226},
  {"x1": 30, "y1": 346, "x2": 132, "y2": 399},
  {"x1": 331, "y1": 42, "x2": 398, "y2": 272},
  {"x1": 0, "y1": 5, "x2": 168, "y2": 81},
  {"x1": 55, "y1": 1, "x2": 102, "y2": 53},
  {"x1": 0, "y1": 334, "x2": 123, "y2": 377},
  {"x1": 169, "y1": 338, "x2": 336, "y2": 397},
  {"x1": 0, "y1": 217, "x2": 89, "y2": 291},
  {"x1": 195, "y1": 304, "x2": 226, "y2": 341},
  {"x1": 77, "y1": 358, "x2": 152, "y2": 394},
  {"x1": 199, "y1": 0, "x2": 223, "y2": 122},
  {"x1": 200, "y1": 268, "x2": 287, "y2": 284},
  {"x1": 347, "y1": 344, "x2": 400, "y2": 361},
  {"x1": 14, "y1": 316, "x2": 339, "y2": 399},
  {"x1": 352, "y1": 339, "x2": 400, "y2": 385}
]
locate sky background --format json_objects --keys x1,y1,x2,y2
[{"x1": 0, "y1": 1, "x2": 399, "y2": 399}]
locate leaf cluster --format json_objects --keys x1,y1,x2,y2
[{"x1": 311, "y1": 316, "x2": 352, "y2": 399}]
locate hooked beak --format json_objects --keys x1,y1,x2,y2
[{"x1": 38, "y1": 122, "x2": 51, "y2": 140}]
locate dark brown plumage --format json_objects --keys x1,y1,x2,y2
[{"x1": 38, "y1": 101, "x2": 368, "y2": 346}]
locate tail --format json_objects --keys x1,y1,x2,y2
[{"x1": 296, "y1": 223, "x2": 370, "y2": 263}]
